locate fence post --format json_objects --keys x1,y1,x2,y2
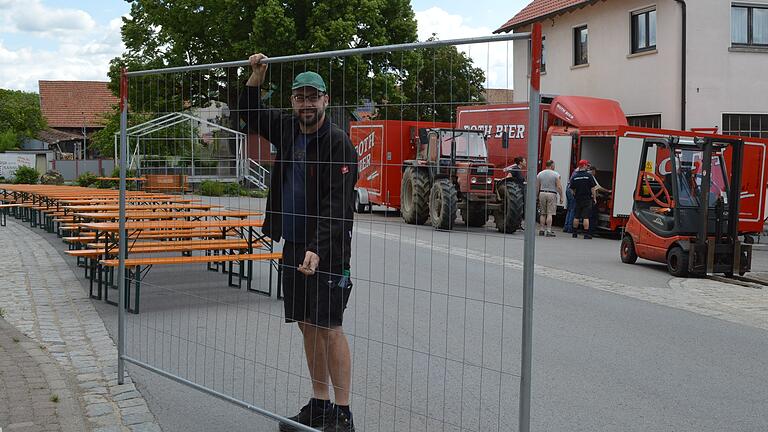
[
  {"x1": 520, "y1": 21, "x2": 542, "y2": 432},
  {"x1": 117, "y1": 68, "x2": 128, "y2": 385}
]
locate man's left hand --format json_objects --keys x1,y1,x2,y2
[{"x1": 298, "y1": 251, "x2": 320, "y2": 276}]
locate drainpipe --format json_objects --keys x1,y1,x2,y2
[{"x1": 675, "y1": 0, "x2": 687, "y2": 130}]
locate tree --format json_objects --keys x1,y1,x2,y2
[
  {"x1": 0, "y1": 89, "x2": 46, "y2": 150},
  {"x1": 107, "y1": 0, "x2": 485, "y2": 153},
  {"x1": 385, "y1": 36, "x2": 487, "y2": 122}
]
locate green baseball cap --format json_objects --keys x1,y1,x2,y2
[{"x1": 291, "y1": 71, "x2": 327, "y2": 93}]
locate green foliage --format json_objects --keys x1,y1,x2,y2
[
  {"x1": 249, "y1": 188, "x2": 269, "y2": 198},
  {"x1": 200, "y1": 180, "x2": 226, "y2": 197},
  {"x1": 76, "y1": 172, "x2": 98, "y2": 187},
  {"x1": 13, "y1": 166, "x2": 39, "y2": 184},
  {"x1": 199, "y1": 180, "x2": 247, "y2": 197},
  {"x1": 40, "y1": 170, "x2": 64, "y2": 185},
  {"x1": 223, "y1": 182, "x2": 241, "y2": 196},
  {"x1": 0, "y1": 130, "x2": 18, "y2": 152},
  {"x1": 0, "y1": 89, "x2": 46, "y2": 144},
  {"x1": 394, "y1": 38, "x2": 487, "y2": 122},
  {"x1": 89, "y1": 108, "x2": 121, "y2": 157}
]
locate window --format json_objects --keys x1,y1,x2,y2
[
  {"x1": 574, "y1": 25, "x2": 589, "y2": 65},
  {"x1": 627, "y1": 114, "x2": 662, "y2": 128},
  {"x1": 722, "y1": 113, "x2": 768, "y2": 138},
  {"x1": 632, "y1": 9, "x2": 657, "y2": 53},
  {"x1": 732, "y1": 4, "x2": 768, "y2": 46}
]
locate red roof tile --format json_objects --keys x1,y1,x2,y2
[
  {"x1": 37, "y1": 128, "x2": 83, "y2": 144},
  {"x1": 495, "y1": 0, "x2": 599, "y2": 33},
  {"x1": 38, "y1": 81, "x2": 118, "y2": 128}
]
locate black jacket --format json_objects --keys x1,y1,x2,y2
[{"x1": 239, "y1": 86, "x2": 358, "y2": 274}]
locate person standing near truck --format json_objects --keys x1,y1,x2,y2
[
  {"x1": 569, "y1": 160, "x2": 598, "y2": 239},
  {"x1": 536, "y1": 160, "x2": 563, "y2": 237},
  {"x1": 504, "y1": 156, "x2": 527, "y2": 186}
]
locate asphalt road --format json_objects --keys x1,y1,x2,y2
[{"x1": 48, "y1": 197, "x2": 768, "y2": 432}]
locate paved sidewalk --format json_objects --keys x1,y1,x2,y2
[
  {"x1": 0, "y1": 219, "x2": 162, "y2": 432},
  {"x1": 0, "y1": 317, "x2": 84, "y2": 432}
]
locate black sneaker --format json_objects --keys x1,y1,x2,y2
[
  {"x1": 545, "y1": 231, "x2": 556, "y2": 237},
  {"x1": 572, "y1": 231, "x2": 578, "y2": 238},
  {"x1": 584, "y1": 234, "x2": 593, "y2": 239},
  {"x1": 538, "y1": 230, "x2": 545, "y2": 236},
  {"x1": 279, "y1": 400, "x2": 333, "y2": 432},
  {"x1": 324, "y1": 406, "x2": 355, "y2": 432}
]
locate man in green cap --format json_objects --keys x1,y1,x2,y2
[{"x1": 239, "y1": 53, "x2": 358, "y2": 432}]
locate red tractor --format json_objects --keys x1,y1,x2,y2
[
  {"x1": 400, "y1": 128, "x2": 524, "y2": 231},
  {"x1": 620, "y1": 136, "x2": 752, "y2": 277}
]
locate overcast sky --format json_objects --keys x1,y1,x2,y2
[{"x1": 0, "y1": 0, "x2": 530, "y2": 92}]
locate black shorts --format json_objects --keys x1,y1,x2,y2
[
  {"x1": 281, "y1": 242, "x2": 352, "y2": 328},
  {"x1": 574, "y1": 199, "x2": 593, "y2": 220}
]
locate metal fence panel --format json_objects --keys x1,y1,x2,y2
[{"x1": 116, "y1": 31, "x2": 541, "y2": 432}]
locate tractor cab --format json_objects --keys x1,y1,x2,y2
[
  {"x1": 417, "y1": 128, "x2": 494, "y2": 195},
  {"x1": 622, "y1": 136, "x2": 752, "y2": 277}
]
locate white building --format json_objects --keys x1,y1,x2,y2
[{"x1": 496, "y1": 0, "x2": 768, "y2": 138}]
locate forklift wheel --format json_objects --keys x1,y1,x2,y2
[
  {"x1": 667, "y1": 246, "x2": 689, "y2": 277},
  {"x1": 620, "y1": 236, "x2": 638, "y2": 264}
]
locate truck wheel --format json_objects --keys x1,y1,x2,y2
[
  {"x1": 620, "y1": 235, "x2": 638, "y2": 264},
  {"x1": 430, "y1": 179, "x2": 458, "y2": 230},
  {"x1": 461, "y1": 206, "x2": 488, "y2": 227},
  {"x1": 667, "y1": 246, "x2": 689, "y2": 277},
  {"x1": 495, "y1": 182, "x2": 524, "y2": 233},
  {"x1": 355, "y1": 191, "x2": 367, "y2": 213},
  {"x1": 401, "y1": 168, "x2": 430, "y2": 225}
]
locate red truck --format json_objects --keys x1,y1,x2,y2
[
  {"x1": 353, "y1": 96, "x2": 767, "y2": 236},
  {"x1": 351, "y1": 120, "x2": 523, "y2": 231},
  {"x1": 350, "y1": 120, "x2": 451, "y2": 212},
  {"x1": 455, "y1": 96, "x2": 768, "y2": 236}
]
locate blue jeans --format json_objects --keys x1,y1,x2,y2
[{"x1": 563, "y1": 189, "x2": 575, "y2": 232}]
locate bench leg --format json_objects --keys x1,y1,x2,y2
[
  {"x1": 125, "y1": 266, "x2": 140, "y2": 314},
  {"x1": 133, "y1": 267, "x2": 140, "y2": 314},
  {"x1": 91, "y1": 259, "x2": 102, "y2": 300}
]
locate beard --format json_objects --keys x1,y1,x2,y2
[{"x1": 296, "y1": 108, "x2": 324, "y2": 128}]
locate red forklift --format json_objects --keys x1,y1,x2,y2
[{"x1": 620, "y1": 136, "x2": 752, "y2": 277}]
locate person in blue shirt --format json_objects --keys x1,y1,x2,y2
[{"x1": 568, "y1": 159, "x2": 597, "y2": 239}]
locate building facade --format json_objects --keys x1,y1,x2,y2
[
  {"x1": 38, "y1": 80, "x2": 118, "y2": 157},
  {"x1": 497, "y1": 0, "x2": 768, "y2": 137}
]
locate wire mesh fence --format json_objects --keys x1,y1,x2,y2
[{"x1": 115, "y1": 31, "x2": 541, "y2": 432}]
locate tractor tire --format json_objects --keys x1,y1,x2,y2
[
  {"x1": 620, "y1": 235, "x2": 638, "y2": 264},
  {"x1": 401, "y1": 168, "x2": 430, "y2": 225},
  {"x1": 495, "y1": 181, "x2": 524, "y2": 234},
  {"x1": 461, "y1": 206, "x2": 488, "y2": 227},
  {"x1": 355, "y1": 191, "x2": 367, "y2": 213},
  {"x1": 430, "y1": 179, "x2": 458, "y2": 230},
  {"x1": 667, "y1": 246, "x2": 689, "y2": 277}
]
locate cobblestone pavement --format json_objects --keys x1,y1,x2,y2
[
  {"x1": 0, "y1": 317, "x2": 84, "y2": 432},
  {"x1": 0, "y1": 219, "x2": 162, "y2": 432}
]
